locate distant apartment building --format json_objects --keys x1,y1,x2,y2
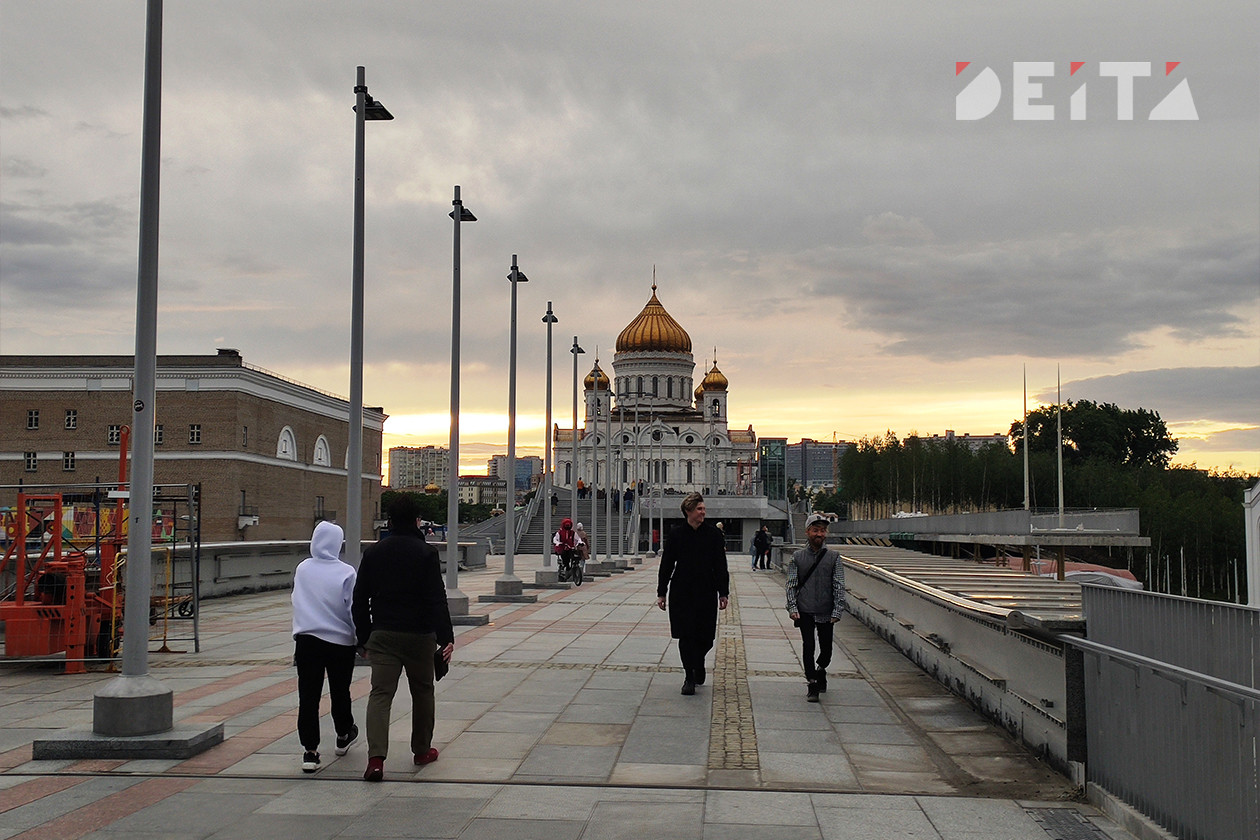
[
  {"x1": 457, "y1": 475, "x2": 508, "y2": 507},
  {"x1": 487, "y1": 454, "x2": 542, "y2": 492},
  {"x1": 787, "y1": 438, "x2": 850, "y2": 490},
  {"x1": 914, "y1": 430, "x2": 1008, "y2": 451},
  {"x1": 389, "y1": 445, "x2": 449, "y2": 489},
  {"x1": 0, "y1": 350, "x2": 385, "y2": 543}
]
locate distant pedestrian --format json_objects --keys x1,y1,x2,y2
[
  {"x1": 754, "y1": 525, "x2": 772, "y2": 570},
  {"x1": 657, "y1": 493, "x2": 729, "y2": 696},
  {"x1": 352, "y1": 495, "x2": 454, "y2": 782},
  {"x1": 786, "y1": 513, "x2": 845, "y2": 702},
  {"x1": 624, "y1": 486, "x2": 634, "y2": 513},
  {"x1": 550, "y1": 491, "x2": 559, "y2": 515},
  {"x1": 292, "y1": 521, "x2": 358, "y2": 773}
]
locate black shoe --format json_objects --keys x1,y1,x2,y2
[
  {"x1": 816, "y1": 673, "x2": 827, "y2": 693},
  {"x1": 806, "y1": 681, "x2": 820, "y2": 703},
  {"x1": 693, "y1": 666, "x2": 706, "y2": 686},
  {"x1": 302, "y1": 750, "x2": 321, "y2": 773},
  {"x1": 681, "y1": 679, "x2": 696, "y2": 696},
  {"x1": 335, "y1": 723, "x2": 358, "y2": 756}
]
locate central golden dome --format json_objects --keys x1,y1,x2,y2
[
  {"x1": 615, "y1": 284, "x2": 692, "y2": 353},
  {"x1": 583, "y1": 360, "x2": 610, "y2": 391}
]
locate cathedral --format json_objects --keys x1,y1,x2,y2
[{"x1": 555, "y1": 283, "x2": 759, "y2": 499}]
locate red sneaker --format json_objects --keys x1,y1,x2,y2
[
  {"x1": 363, "y1": 756, "x2": 384, "y2": 782},
  {"x1": 413, "y1": 748, "x2": 439, "y2": 766}
]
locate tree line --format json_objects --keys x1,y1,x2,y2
[{"x1": 807, "y1": 400, "x2": 1254, "y2": 602}]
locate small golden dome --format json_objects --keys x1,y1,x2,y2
[
  {"x1": 584, "y1": 360, "x2": 610, "y2": 391},
  {"x1": 615, "y1": 284, "x2": 692, "y2": 353},
  {"x1": 702, "y1": 361, "x2": 728, "y2": 391},
  {"x1": 694, "y1": 380, "x2": 705, "y2": 401}
]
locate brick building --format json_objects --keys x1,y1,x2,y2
[{"x1": 0, "y1": 350, "x2": 384, "y2": 543}]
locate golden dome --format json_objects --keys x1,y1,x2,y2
[
  {"x1": 615, "y1": 284, "x2": 692, "y2": 353},
  {"x1": 694, "y1": 380, "x2": 705, "y2": 401},
  {"x1": 702, "y1": 359, "x2": 728, "y2": 391},
  {"x1": 584, "y1": 360, "x2": 610, "y2": 391}
]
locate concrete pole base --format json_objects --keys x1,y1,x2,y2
[
  {"x1": 494, "y1": 576, "x2": 524, "y2": 597},
  {"x1": 534, "y1": 568, "x2": 560, "y2": 585},
  {"x1": 447, "y1": 590, "x2": 471, "y2": 616},
  {"x1": 93, "y1": 674, "x2": 173, "y2": 737}
]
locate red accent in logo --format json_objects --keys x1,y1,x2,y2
[
  {"x1": 956, "y1": 62, "x2": 970, "y2": 76},
  {"x1": 1165, "y1": 61, "x2": 1180, "y2": 75},
  {"x1": 1070, "y1": 62, "x2": 1085, "y2": 75}
]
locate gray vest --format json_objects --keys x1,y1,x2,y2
[{"x1": 793, "y1": 547, "x2": 839, "y2": 617}]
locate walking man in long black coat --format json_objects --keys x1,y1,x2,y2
[{"x1": 656, "y1": 492, "x2": 729, "y2": 695}]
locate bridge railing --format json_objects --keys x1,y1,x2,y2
[{"x1": 1067, "y1": 586, "x2": 1259, "y2": 840}]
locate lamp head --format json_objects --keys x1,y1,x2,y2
[{"x1": 354, "y1": 93, "x2": 394, "y2": 121}]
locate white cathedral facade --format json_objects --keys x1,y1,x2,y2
[{"x1": 555, "y1": 284, "x2": 759, "y2": 497}]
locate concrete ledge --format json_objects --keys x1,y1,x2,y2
[
  {"x1": 33, "y1": 722, "x2": 224, "y2": 760},
  {"x1": 452, "y1": 614, "x2": 491, "y2": 626},
  {"x1": 1087, "y1": 782, "x2": 1178, "y2": 840},
  {"x1": 477, "y1": 594, "x2": 539, "y2": 604}
]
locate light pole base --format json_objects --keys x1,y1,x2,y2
[
  {"x1": 447, "y1": 589, "x2": 471, "y2": 616},
  {"x1": 494, "y1": 576, "x2": 524, "y2": 597},
  {"x1": 34, "y1": 722, "x2": 223, "y2": 761},
  {"x1": 92, "y1": 674, "x2": 173, "y2": 736},
  {"x1": 533, "y1": 568, "x2": 561, "y2": 585}
]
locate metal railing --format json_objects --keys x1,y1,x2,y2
[{"x1": 1068, "y1": 586, "x2": 1259, "y2": 840}]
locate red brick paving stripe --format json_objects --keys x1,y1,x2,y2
[
  {"x1": 172, "y1": 713, "x2": 296, "y2": 774},
  {"x1": 0, "y1": 744, "x2": 33, "y2": 773},
  {"x1": 0, "y1": 775, "x2": 84, "y2": 815},
  {"x1": 172, "y1": 663, "x2": 288, "y2": 707},
  {"x1": 177, "y1": 670, "x2": 296, "y2": 721},
  {"x1": 7, "y1": 776, "x2": 198, "y2": 840}
]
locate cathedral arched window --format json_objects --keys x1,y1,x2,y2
[
  {"x1": 636, "y1": 376, "x2": 643, "y2": 396},
  {"x1": 565, "y1": 462, "x2": 571, "y2": 484},
  {"x1": 667, "y1": 378, "x2": 674, "y2": 398},
  {"x1": 652, "y1": 377, "x2": 659, "y2": 396},
  {"x1": 685, "y1": 461, "x2": 693, "y2": 483},
  {"x1": 276, "y1": 426, "x2": 297, "y2": 461},
  {"x1": 313, "y1": 435, "x2": 331, "y2": 466},
  {"x1": 711, "y1": 398, "x2": 721, "y2": 418}
]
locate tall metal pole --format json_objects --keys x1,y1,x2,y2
[
  {"x1": 617, "y1": 395, "x2": 625, "y2": 562},
  {"x1": 1056, "y1": 365, "x2": 1065, "y2": 528},
  {"x1": 499, "y1": 256, "x2": 525, "y2": 596},
  {"x1": 541, "y1": 302, "x2": 557, "y2": 567},
  {"x1": 446, "y1": 187, "x2": 475, "y2": 614},
  {"x1": 605, "y1": 382, "x2": 613, "y2": 563},
  {"x1": 1022, "y1": 365, "x2": 1030, "y2": 511},
  {"x1": 94, "y1": 0, "x2": 173, "y2": 737},
  {"x1": 591, "y1": 360, "x2": 599, "y2": 560},
  {"x1": 346, "y1": 66, "x2": 369, "y2": 561},
  {"x1": 570, "y1": 337, "x2": 584, "y2": 525}
]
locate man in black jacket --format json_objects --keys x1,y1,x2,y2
[
  {"x1": 657, "y1": 492, "x2": 729, "y2": 696},
  {"x1": 352, "y1": 495, "x2": 454, "y2": 781}
]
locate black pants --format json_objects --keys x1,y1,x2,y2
[
  {"x1": 678, "y1": 635, "x2": 714, "y2": 679},
  {"x1": 797, "y1": 619, "x2": 834, "y2": 682},
  {"x1": 295, "y1": 633, "x2": 356, "y2": 751}
]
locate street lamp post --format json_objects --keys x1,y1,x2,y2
[
  {"x1": 446, "y1": 186, "x2": 476, "y2": 617},
  {"x1": 346, "y1": 65, "x2": 393, "y2": 564},
  {"x1": 498, "y1": 255, "x2": 527, "y2": 597},
  {"x1": 604, "y1": 379, "x2": 613, "y2": 564},
  {"x1": 541, "y1": 302, "x2": 558, "y2": 569},
  {"x1": 570, "y1": 337, "x2": 584, "y2": 525}
]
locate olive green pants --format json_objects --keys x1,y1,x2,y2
[{"x1": 364, "y1": 630, "x2": 437, "y2": 759}]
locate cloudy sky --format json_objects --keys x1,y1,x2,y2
[{"x1": 2, "y1": 1, "x2": 1257, "y2": 476}]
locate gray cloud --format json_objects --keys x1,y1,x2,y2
[{"x1": 1040, "y1": 367, "x2": 1260, "y2": 424}]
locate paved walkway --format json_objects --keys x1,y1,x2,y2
[{"x1": 0, "y1": 554, "x2": 1138, "y2": 840}]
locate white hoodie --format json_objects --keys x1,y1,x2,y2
[{"x1": 291, "y1": 521, "x2": 357, "y2": 646}]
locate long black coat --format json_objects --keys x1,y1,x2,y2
[{"x1": 657, "y1": 522, "x2": 729, "y2": 640}]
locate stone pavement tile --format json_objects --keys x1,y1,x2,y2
[
  {"x1": 391, "y1": 782, "x2": 502, "y2": 799},
  {"x1": 703, "y1": 824, "x2": 822, "y2": 840},
  {"x1": 189, "y1": 776, "x2": 300, "y2": 795},
  {"x1": 443, "y1": 732, "x2": 539, "y2": 760},
  {"x1": 843, "y1": 742, "x2": 934, "y2": 771},
  {"x1": 916, "y1": 796, "x2": 1048, "y2": 838},
  {"x1": 94, "y1": 791, "x2": 273, "y2": 835},
  {"x1": 582, "y1": 671, "x2": 653, "y2": 691},
  {"x1": 477, "y1": 784, "x2": 602, "y2": 818},
  {"x1": 413, "y1": 757, "x2": 522, "y2": 782},
  {"x1": 620, "y1": 715, "x2": 709, "y2": 764},
  {"x1": 111, "y1": 758, "x2": 182, "y2": 774},
  {"x1": 814, "y1": 803, "x2": 941, "y2": 840},
  {"x1": 337, "y1": 795, "x2": 488, "y2": 839},
  {"x1": 582, "y1": 800, "x2": 704, "y2": 840},
  {"x1": 704, "y1": 789, "x2": 817, "y2": 824},
  {"x1": 256, "y1": 780, "x2": 388, "y2": 814},
  {"x1": 903, "y1": 710, "x2": 992, "y2": 732},
  {"x1": 435, "y1": 700, "x2": 496, "y2": 721},
  {"x1": 809, "y1": 792, "x2": 926, "y2": 809},
  {"x1": 816, "y1": 680, "x2": 884, "y2": 707},
  {"x1": 557, "y1": 703, "x2": 639, "y2": 725},
  {"x1": 202, "y1": 813, "x2": 356, "y2": 840},
  {"x1": 81, "y1": 830, "x2": 204, "y2": 840},
  {"x1": 222, "y1": 751, "x2": 309, "y2": 777},
  {"x1": 759, "y1": 752, "x2": 858, "y2": 789},
  {"x1": 514, "y1": 744, "x2": 619, "y2": 779},
  {"x1": 756, "y1": 710, "x2": 836, "y2": 731},
  {"x1": 573, "y1": 686, "x2": 641, "y2": 705},
  {"x1": 454, "y1": 817, "x2": 585, "y2": 840},
  {"x1": 829, "y1": 723, "x2": 920, "y2": 745},
  {"x1": 540, "y1": 722, "x2": 630, "y2": 746},
  {"x1": 466, "y1": 711, "x2": 557, "y2": 734},
  {"x1": 821, "y1": 703, "x2": 900, "y2": 726},
  {"x1": 756, "y1": 728, "x2": 844, "y2": 755},
  {"x1": 926, "y1": 731, "x2": 1022, "y2": 754},
  {"x1": 853, "y1": 770, "x2": 954, "y2": 795},
  {"x1": 951, "y1": 753, "x2": 1060, "y2": 783},
  {"x1": 0, "y1": 775, "x2": 142, "y2": 836},
  {"x1": 608, "y1": 761, "x2": 707, "y2": 786}
]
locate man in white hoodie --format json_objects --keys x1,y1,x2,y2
[{"x1": 292, "y1": 520, "x2": 359, "y2": 773}]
